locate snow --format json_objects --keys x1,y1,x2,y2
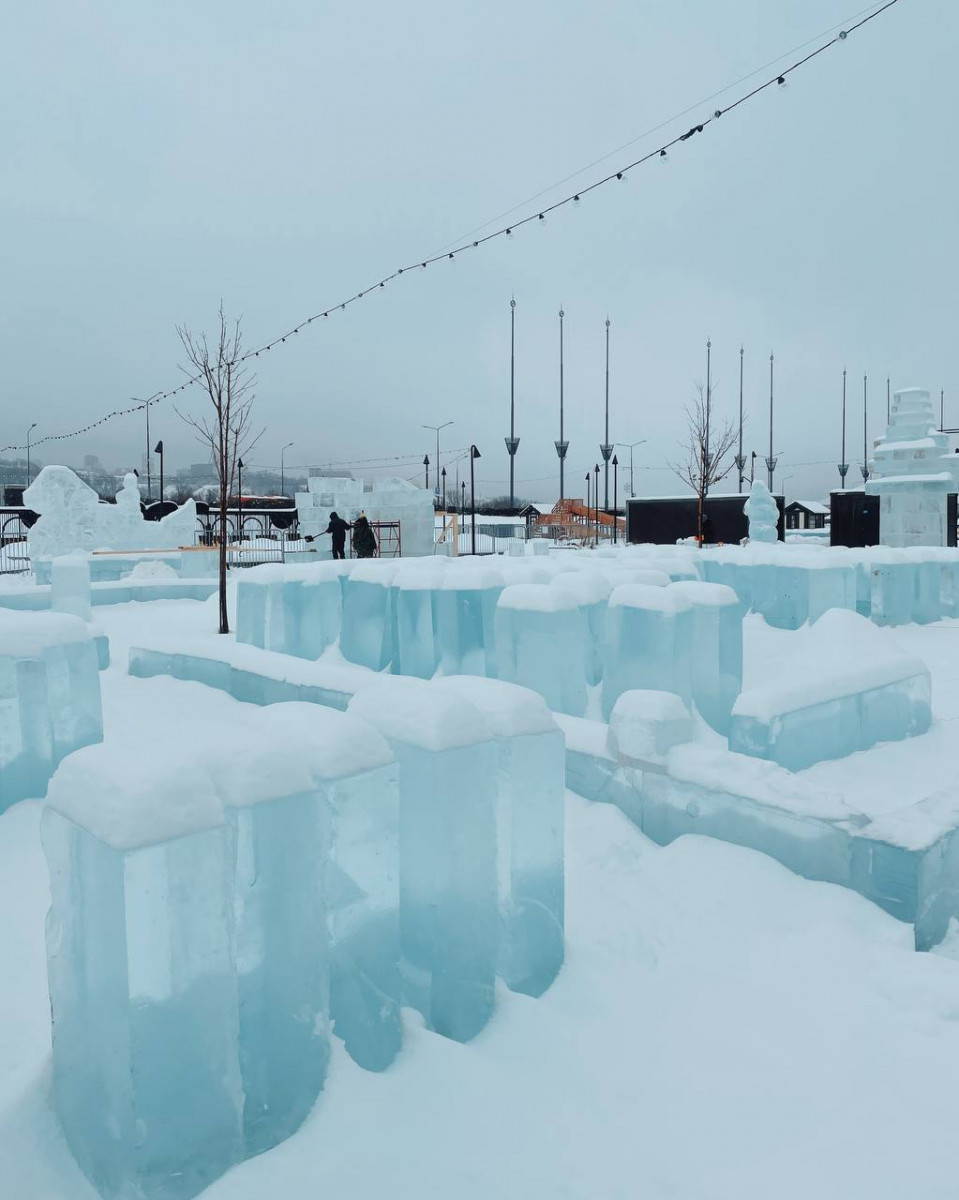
[
  {"x1": 432, "y1": 676, "x2": 557, "y2": 738},
  {"x1": 0, "y1": 610, "x2": 90, "y2": 656},
  {"x1": 608, "y1": 582, "x2": 686, "y2": 613},
  {"x1": 496, "y1": 583, "x2": 579, "y2": 612},
  {"x1": 348, "y1": 677, "x2": 493, "y2": 751}
]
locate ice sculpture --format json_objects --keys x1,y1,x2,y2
[
  {"x1": 295, "y1": 474, "x2": 436, "y2": 557},
  {"x1": 25, "y1": 465, "x2": 198, "y2": 558},
  {"x1": 435, "y1": 676, "x2": 565, "y2": 996},
  {"x1": 729, "y1": 609, "x2": 931, "y2": 769},
  {"x1": 602, "y1": 584, "x2": 692, "y2": 719},
  {"x1": 435, "y1": 567, "x2": 503, "y2": 677},
  {"x1": 340, "y1": 560, "x2": 399, "y2": 670},
  {"x1": 348, "y1": 678, "x2": 498, "y2": 1042},
  {"x1": 743, "y1": 479, "x2": 780, "y2": 543},
  {"x1": 668, "y1": 581, "x2": 742, "y2": 734},
  {"x1": 43, "y1": 755, "x2": 243, "y2": 1200},
  {"x1": 494, "y1": 584, "x2": 588, "y2": 716},
  {"x1": 0, "y1": 611, "x2": 103, "y2": 812},
  {"x1": 867, "y1": 387, "x2": 959, "y2": 547}
]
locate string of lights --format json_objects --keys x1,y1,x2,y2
[{"x1": 0, "y1": 0, "x2": 900, "y2": 457}]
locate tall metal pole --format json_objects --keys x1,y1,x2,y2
[
  {"x1": 736, "y1": 345, "x2": 746, "y2": 491},
  {"x1": 839, "y1": 369, "x2": 849, "y2": 485},
  {"x1": 704, "y1": 339, "x2": 712, "y2": 496},
  {"x1": 281, "y1": 441, "x2": 294, "y2": 497},
  {"x1": 424, "y1": 455, "x2": 430, "y2": 490},
  {"x1": 441, "y1": 467, "x2": 446, "y2": 512},
  {"x1": 237, "y1": 458, "x2": 243, "y2": 545},
  {"x1": 585, "y1": 473, "x2": 591, "y2": 546},
  {"x1": 601, "y1": 318, "x2": 613, "y2": 509},
  {"x1": 145, "y1": 397, "x2": 152, "y2": 500},
  {"x1": 886, "y1": 376, "x2": 890, "y2": 425},
  {"x1": 765, "y1": 352, "x2": 777, "y2": 491},
  {"x1": 505, "y1": 298, "x2": 519, "y2": 511},
  {"x1": 470, "y1": 445, "x2": 481, "y2": 555},
  {"x1": 594, "y1": 463, "x2": 600, "y2": 546},
  {"x1": 612, "y1": 455, "x2": 619, "y2": 544},
  {"x1": 155, "y1": 441, "x2": 164, "y2": 500},
  {"x1": 861, "y1": 374, "x2": 869, "y2": 481},
  {"x1": 941, "y1": 388, "x2": 945, "y2": 432},
  {"x1": 555, "y1": 308, "x2": 568, "y2": 499}
]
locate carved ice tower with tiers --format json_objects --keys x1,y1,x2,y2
[{"x1": 866, "y1": 388, "x2": 959, "y2": 547}]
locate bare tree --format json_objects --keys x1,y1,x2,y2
[
  {"x1": 671, "y1": 382, "x2": 738, "y2": 545},
  {"x1": 176, "y1": 308, "x2": 261, "y2": 633}
]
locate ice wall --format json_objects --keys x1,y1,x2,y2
[
  {"x1": 602, "y1": 584, "x2": 692, "y2": 719},
  {"x1": 495, "y1": 584, "x2": 588, "y2": 716},
  {"x1": 295, "y1": 475, "x2": 435, "y2": 558}
]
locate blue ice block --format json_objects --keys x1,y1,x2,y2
[
  {"x1": 51, "y1": 552, "x2": 92, "y2": 622},
  {"x1": 435, "y1": 567, "x2": 503, "y2": 678},
  {"x1": 230, "y1": 704, "x2": 402, "y2": 1074},
  {"x1": 550, "y1": 571, "x2": 611, "y2": 685},
  {"x1": 494, "y1": 584, "x2": 587, "y2": 716},
  {"x1": 0, "y1": 612, "x2": 103, "y2": 812},
  {"x1": 43, "y1": 756, "x2": 243, "y2": 1200},
  {"x1": 435, "y1": 676, "x2": 565, "y2": 996},
  {"x1": 394, "y1": 564, "x2": 446, "y2": 678},
  {"x1": 668, "y1": 581, "x2": 742, "y2": 735},
  {"x1": 602, "y1": 584, "x2": 693, "y2": 720},
  {"x1": 348, "y1": 679, "x2": 499, "y2": 1042},
  {"x1": 340, "y1": 561, "x2": 399, "y2": 670},
  {"x1": 870, "y1": 552, "x2": 914, "y2": 626}
]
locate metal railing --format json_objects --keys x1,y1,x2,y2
[{"x1": 0, "y1": 511, "x2": 31, "y2": 574}]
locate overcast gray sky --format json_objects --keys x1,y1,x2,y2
[{"x1": 1, "y1": 0, "x2": 955, "y2": 501}]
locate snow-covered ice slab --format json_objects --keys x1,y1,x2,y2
[
  {"x1": 349, "y1": 679, "x2": 499, "y2": 1041},
  {"x1": 495, "y1": 584, "x2": 588, "y2": 716},
  {"x1": 340, "y1": 561, "x2": 398, "y2": 670},
  {"x1": 435, "y1": 677, "x2": 565, "y2": 996},
  {"x1": 394, "y1": 561, "x2": 446, "y2": 679},
  {"x1": 0, "y1": 611, "x2": 103, "y2": 812},
  {"x1": 435, "y1": 566, "x2": 503, "y2": 677},
  {"x1": 667, "y1": 580, "x2": 742, "y2": 735},
  {"x1": 235, "y1": 563, "x2": 345, "y2": 660},
  {"x1": 729, "y1": 611, "x2": 931, "y2": 770}
]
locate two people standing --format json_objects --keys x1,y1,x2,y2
[{"x1": 322, "y1": 511, "x2": 377, "y2": 560}]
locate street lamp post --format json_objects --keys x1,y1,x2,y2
[
  {"x1": 424, "y1": 454, "x2": 430, "y2": 490},
  {"x1": 861, "y1": 374, "x2": 869, "y2": 482},
  {"x1": 422, "y1": 421, "x2": 453, "y2": 498},
  {"x1": 612, "y1": 454, "x2": 619, "y2": 544},
  {"x1": 154, "y1": 441, "x2": 165, "y2": 500},
  {"x1": 505, "y1": 299, "x2": 520, "y2": 511},
  {"x1": 735, "y1": 345, "x2": 746, "y2": 491},
  {"x1": 765, "y1": 352, "x2": 778, "y2": 490},
  {"x1": 555, "y1": 308, "x2": 569, "y2": 500},
  {"x1": 281, "y1": 441, "x2": 294, "y2": 498},
  {"x1": 470, "y1": 445, "x2": 481, "y2": 555},
  {"x1": 585, "y1": 473, "x2": 591, "y2": 547},
  {"x1": 441, "y1": 466, "x2": 447, "y2": 512},
  {"x1": 600, "y1": 318, "x2": 613, "y2": 510},
  {"x1": 25, "y1": 422, "x2": 37, "y2": 488},
  {"x1": 615, "y1": 440, "x2": 647, "y2": 498},
  {"x1": 594, "y1": 463, "x2": 600, "y2": 546},
  {"x1": 237, "y1": 458, "x2": 244, "y2": 545}
]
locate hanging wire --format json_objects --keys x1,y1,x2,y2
[{"x1": 0, "y1": 0, "x2": 900, "y2": 456}]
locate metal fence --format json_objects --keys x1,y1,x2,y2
[{"x1": 0, "y1": 511, "x2": 31, "y2": 574}]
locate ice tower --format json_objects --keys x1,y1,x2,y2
[{"x1": 867, "y1": 388, "x2": 959, "y2": 547}]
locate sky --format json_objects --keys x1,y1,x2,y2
[{"x1": 1, "y1": 0, "x2": 956, "y2": 502}]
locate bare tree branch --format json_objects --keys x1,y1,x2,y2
[{"x1": 668, "y1": 381, "x2": 738, "y2": 545}]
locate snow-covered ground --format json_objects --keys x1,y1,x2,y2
[{"x1": 4, "y1": 598, "x2": 959, "y2": 1198}]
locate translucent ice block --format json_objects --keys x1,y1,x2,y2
[
  {"x1": 667, "y1": 581, "x2": 742, "y2": 734},
  {"x1": 435, "y1": 567, "x2": 503, "y2": 678},
  {"x1": 494, "y1": 584, "x2": 587, "y2": 716},
  {"x1": 550, "y1": 571, "x2": 611, "y2": 685},
  {"x1": 44, "y1": 754, "x2": 243, "y2": 1200},
  {"x1": 434, "y1": 676, "x2": 565, "y2": 996},
  {"x1": 870, "y1": 552, "x2": 914, "y2": 626},
  {"x1": 228, "y1": 704, "x2": 402, "y2": 1074},
  {"x1": 394, "y1": 563, "x2": 446, "y2": 679},
  {"x1": 340, "y1": 561, "x2": 399, "y2": 670},
  {"x1": 348, "y1": 679, "x2": 498, "y2": 1042},
  {"x1": 602, "y1": 584, "x2": 692, "y2": 720},
  {"x1": 51, "y1": 551, "x2": 92, "y2": 622}
]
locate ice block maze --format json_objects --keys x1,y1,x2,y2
[{"x1": 42, "y1": 680, "x2": 565, "y2": 1200}]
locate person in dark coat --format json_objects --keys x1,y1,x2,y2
[
  {"x1": 352, "y1": 513, "x2": 377, "y2": 559},
  {"x1": 323, "y1": 511, "x2": 351, "y2": 560}
]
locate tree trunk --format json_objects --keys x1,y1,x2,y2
[{"x1": 218, "y1": 488, "x2": 229, "y2": 634}]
